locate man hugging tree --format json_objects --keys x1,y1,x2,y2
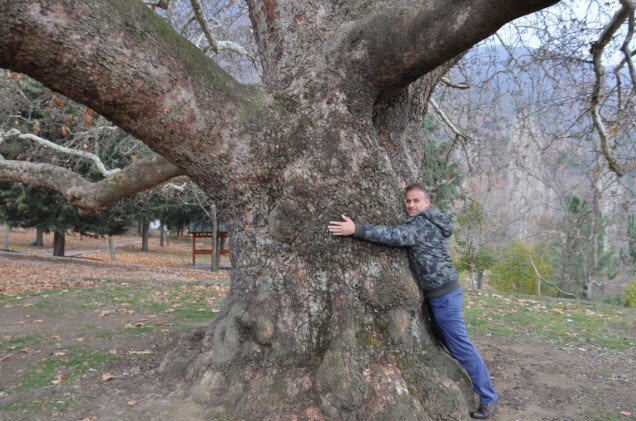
[{"x1": 328, "y1": 183, "x2": 499, "y2": 419}]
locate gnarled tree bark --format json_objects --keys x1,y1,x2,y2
[{"x1": 0, "y1": 0, "x2": 560, "y2": 418}]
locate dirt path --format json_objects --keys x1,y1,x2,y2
[{"x1": 474, "y1": 336, "x2": 634, "y2": 420}]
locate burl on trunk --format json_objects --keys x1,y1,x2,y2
[{"x1": 0, "y1": 0, "x2": 561, "y2": 418}]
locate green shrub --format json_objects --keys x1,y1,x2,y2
[
  {"x1": 490, "y1": 241, "x2": 555, "y2": 296},
  {"x1": 625, "y1": 280, "x2": 636, "y2": 308}
]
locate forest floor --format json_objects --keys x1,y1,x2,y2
[{"x1": 0, "y1": 235, "x2": 634, "y2": 420}]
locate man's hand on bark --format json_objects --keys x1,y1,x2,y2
[{"x1": 328, "y1": 214, "x2": 355, "y2": 236}]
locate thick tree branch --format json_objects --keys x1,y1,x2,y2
[
  {"x1": 341, "y1": 0, "x2": 560, "y2": 100},
  {"x1": 0, "y1": 0, "x2": 267, "y2": 177},
  {"x1": 0, "y1": 154, "x2": 183, "y2": 213}
]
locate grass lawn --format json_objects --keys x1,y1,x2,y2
[
  {"x1": 463, "y1": 289, "x2": 635, "y2": 352},
  {"x1": 0, "y1": 279, "x2": 226, "y2": 418}
]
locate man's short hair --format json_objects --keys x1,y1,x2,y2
[{"x1": 404, "y1": 183, "x2": 429, "y2": 199}]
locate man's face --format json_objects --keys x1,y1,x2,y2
[{"x1": 404, "y1": 189, "x2": 430, "y2": 217}]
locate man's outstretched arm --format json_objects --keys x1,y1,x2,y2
[{"x1": 328, "y1": 215, "x2": 420, "y2": 247}]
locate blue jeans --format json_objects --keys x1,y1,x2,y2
[{"x1": 427, "y1": 288, "x2": 498, "y2": 404}]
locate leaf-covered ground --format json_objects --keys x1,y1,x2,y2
[
  {"x1": 0, "y1": 229, "x2": 229, "y2": 295},
  {"x1": 0, "y1": 252, "x2": 634, "y2": 420},
  {"x1": 3, "y1": 228, "x2": 227, "y2": 267}
]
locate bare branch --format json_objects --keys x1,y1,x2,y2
[
  {"x1": 590, "y1": 5, "x2": 631, "y2": 177},
  {"x1": 214, "y1": 40, "x2": 251, "y2": 57},
  {"x1": 429, "y1": 98, "x2": 467, "y2": 140},
  {"x1": 0, "y1": 154, "x2": 183, "y2": 213},
  {"x1": 440, "y1": 77, "x2": 470, "y2": 89},
  {"x1": 3, "y1": 129, "x2": 120, "y2": 176},
  {"x1": 190, "y1": 0, "x2": 219, "y2": 53},
  {"x1": 620, "y1": 10, "x2": 636, "y2": 91},
  {"x1": 613, "y1": 48, "x2": 636, "y2": 72},
  {"x1": 428, "y1": 97, "x2": 474, "y2": 172},
  {"x1": 162, "y1": 182, "x2": 188, "y2": 192},
  {"x1": 190, "y1": 0, "x2": 257, "y2": 63},
  {"x1": 179, "y1": 14, "x2": 197, "y2": 34}
]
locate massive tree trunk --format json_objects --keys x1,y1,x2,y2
[{"x1": 0, "y1": 0, "x2": 561, "y2": 417}]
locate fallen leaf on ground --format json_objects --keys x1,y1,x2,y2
[
  {"x1": 20, "y1": 347, "x2": 31, "y2": 353},
  {"x1": 51, "y1": 373, "x2": 68, "y2": 384},
  {"x1": 52, "y1": 351, "x2": 66, "y2": 357},
  {"x1": 620, "y1": 410, "x2": 632, "y2": 416},
  {"x1": 101, "y1": 372, "x2": 115, "y2": 381},
  {"x1": 127, "y1": 400, "x2": 138, "y2": 406},
  {"x1": 1, "y1": 353, "x2": 12, "y2": 361},
  {"x1": 74, "y1": 337, "x2": 84, "y2": 342},
  {"x1": 99, "y1": 310, "x2": 115, "y2": 317},
  {"x1": 127, "y1": 349, "x2": 152, "y2": 355},
  {"x1": 108, "y1": 349, "x2": 118, "y2": 355},
  {"x1": 51, "y1": 335, "x2": 61, "y2": 340},
  {"x1": 32, "y1": 319, "x2": 43, "y2": 323}
]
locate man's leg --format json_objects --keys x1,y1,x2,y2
[
  {"x1": 427, "y1": 288, "x2": 498, "y2": 405},
  {"x1": 426, "y1": 302, "x2": 450, "y2": 351}
]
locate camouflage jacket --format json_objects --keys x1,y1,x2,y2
[{"x1": 353, "y1": 207, "x2": 460, "y2": 297}]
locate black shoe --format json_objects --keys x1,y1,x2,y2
[{"x1": 470, "y1": 398, "x2": 499, "y2": 419}]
